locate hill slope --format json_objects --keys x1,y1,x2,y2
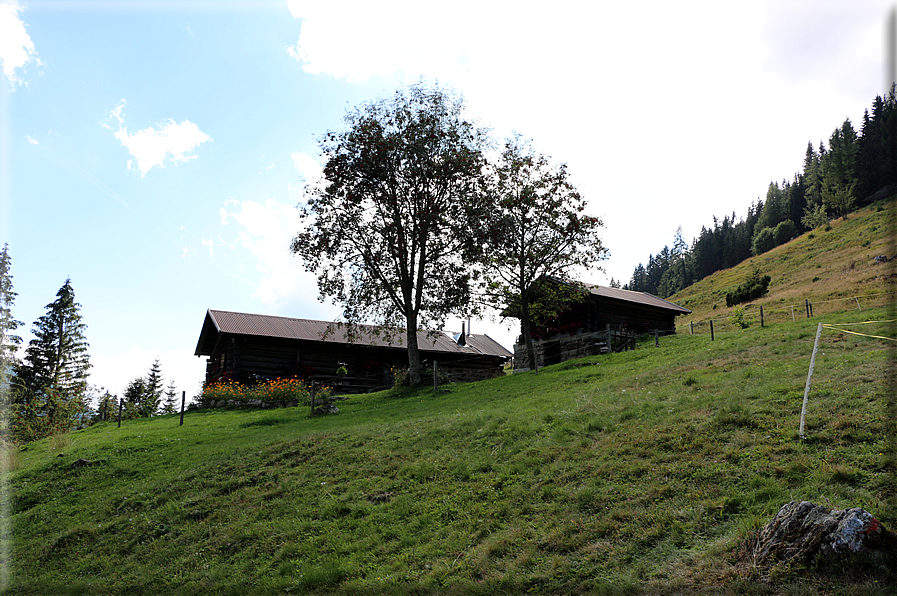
[
  {"x1": 3, "y1": 207, "x2": 896, "y2": 594},
  {"x1": 670, "y1": 197, "x2": 896, "y2": 327}
]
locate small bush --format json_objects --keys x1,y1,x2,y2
[
  {"x1": 391, "y1": 366, "x2": 409, "y2": 388},
  {"x1": 729, "y1": 307, "x2": 750, "y2": 329},
  {"x1": 751, "y1": 227, "x2": 776, "y2": 256},
  {"x1": 725, "y1": 272, "x2": 771, "y2": 307},
  {"x1": 49, "y1": 432, "x2": 73, "y2": 452},
  {"x1": 772, "y1": 219, "x2": 797, "y2": 246}
]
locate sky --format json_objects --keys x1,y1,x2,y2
[{"x1": 0, "y1": 0, "x2": 893, "y2": 404}]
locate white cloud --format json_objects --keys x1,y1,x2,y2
[
  {"x1": 25, "y1": 134, "x2": 37, "y2": 145},
  {"x1": 201, "y1": 237, "x2": 214, "y2": 258},
  {"x1": 220, "y1": 198, "x2": 323, "y2": 310},
  {"x1": 0, "y1": 0, "x2": 41, "y2": 86},
  {"x1": 285, "y1": 0, "x2": 471, "y2": 82},
  {"x1": 103, "y1": 100, "x2": 211, "y2": 176},
  {"x1": 283, "y1": 0, "x2": 885, "y2": 288},
  {"x1": 219, "y1": 207, "x2": 229, "y2": 225}
]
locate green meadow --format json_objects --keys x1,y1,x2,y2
[
  {"x1": 5, "y1": 305, "x2": 895, "y2": 595},
  {"x1": 4, "y1": 200, "x2": 896, "y2": 595}
]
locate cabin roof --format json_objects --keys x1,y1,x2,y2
[
  {"x1": 581, "y1": 283, "x2": 692, "y2": 314},
  {"x1": 194, "y1": 309, "x2": 512, "y2": 359}
]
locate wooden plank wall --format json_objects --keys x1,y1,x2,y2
[{"x1": 203, "y1": 334, "x2": 508, "y2": 391}]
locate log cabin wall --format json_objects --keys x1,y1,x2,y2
[
  {"x1": 570, "y1": 297, "x2": 680, "y2": 333},
  {"x1": 202, "y1": 333, "x2": 508, "y2": 392}
]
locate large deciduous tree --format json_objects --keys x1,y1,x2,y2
[
  {"x1": 291, "y1": 83, "x2": 490, "y2": 386},
  {"x1": 480, "y1": 136, "x2": 606, "y2": 372}
]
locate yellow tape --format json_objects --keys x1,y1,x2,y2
[
  {"x1": 822, "y1": 324, "x2": 897, "y2": 342},
  {"x1": 823, "y1": 319, "x2": 897, "y2": 326}
]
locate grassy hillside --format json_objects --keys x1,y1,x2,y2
[
  {"x1": 670, "y1": 197, "x2": 896, "y2": 327},
  {"x1": 4, "y1": 304, "x2": 895, "y2": 594},
  {"x1": 3, "y1": 200, "x2": 896, "y2": 595}
]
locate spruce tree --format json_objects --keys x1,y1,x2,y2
[
  {"x1": 18, "y1": 278, "x2": 91, "y2": 436},
  {"x1": 124, "y1": 376, "x2": 148, "y2": 418},
  {"x1": 162, "y1": 380, "x2": 178, "y2": 415},
  {"x1": 0, "y1": 244, "x2": 23, "y2": 374},
  {"x1": 143, "y1": 358, "x2": 164, "y2": 417},
  {"x1": 96, "y1": 389, "x2": 118, "y2": 422}
]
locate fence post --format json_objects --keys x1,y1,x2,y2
[
  {"x1": 799, "y1": 322, "x2": 825, "y2": 440},
  {"x1": 309, "y1": 381, "x2": 316, "y2": 416},
  {"x1": 606, "y1": 324, "x2": 611, "y2": 352},
  {"x1": 760, "y1": 306, "x2": 764, "y2": 328},
  {"x1": 689, "y1": 321, "x2": 694, "y2": 335},
  {"x1": 809, "y1": 302, "x2": 813, "y2": 317},
  {"x1": 791, "y1": 306, "x2": 795, "y2": 322},
  {"x1": 654, "y1": 329, "x2": 659, "y2": 347},
  {"x1": 433, "y1": 360, "x2": 438, "y2": 392},
  {"x1": 805, "y1": 299, "x2": 810, "y2": 318},
  {"x1": 855, "y1": 296, "x2": 861, "y2": 310},
  {"x1": 710, "y1": 320, "x2": 714, "y2": 341},
  {"x1": 117, "y1": 397, "x2": 123, "y2": 428},
  {"x1": 179, "y1": 391, "x2": 185, "y2": 426}
]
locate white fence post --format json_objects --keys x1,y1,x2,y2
[{"x1": 799, "y1": 322, "x2": 824, "y2": 440}]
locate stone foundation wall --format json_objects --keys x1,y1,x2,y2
[
  {"x1": 441, "y1": 365, "x2": 506, "y2": 383},
  {"x1": 514, "y1": 331, "x2": 625, "y2": 371}
]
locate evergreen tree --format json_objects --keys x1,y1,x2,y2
[
  {"x1": 16, "y1": 278, "x2": 91, "y2": 435},
  {"x1": 143, "y1": 358, "x2": 164, "y2": 417},
  {"x1": 95, "y1": 389, "x2": 118, "y2": 422},
  {"x1": 124, "y1": 376, "x2": 148, "y2": 418},
  {"x1": 162, "y1": 380, "x2": 178, "y2": 415},
  {"x1": 0, "y1": 244, "x2": 23, "y2": 374}
]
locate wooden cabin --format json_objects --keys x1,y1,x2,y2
[
  {"x1": 507, "y1": 280, "x2": 691, "y2": 370},
  {"x1": 194, "y1": 310, "x2": 512, "y2": 393}
]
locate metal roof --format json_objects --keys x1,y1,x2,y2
[
  {"x1": 582, "y1": 283, "x2": 692, "y2": 314},
  {"x1": 194, "y1": 309, "x2": 512, "y2": 358}
]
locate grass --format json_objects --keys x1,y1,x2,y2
[{"x1": 4, "y1": 303, "x2": 895, "y2": 595}]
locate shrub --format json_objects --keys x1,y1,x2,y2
[
  {"x1": 801, "y1": 203, "x2": 829, "y2": 230},
  {"x1": 772, "y1": 219, "x2": 797, "y2": 246},
  {"x1": 729, "y1": 307, "x2": 750, "y2": 329},
  {"x1": 751, "y1": 227, "x2": 776, "y2": 256},
  {"x1": 725, "y1": 272, "x2": 771, "y2": 307}
]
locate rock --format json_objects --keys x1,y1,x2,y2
[
  {"x1": 751, "y1": 500, "x2": 895, "y2": 570},
  {"x1": 70, "y1": 458, "x2": 93, "y2": 469},
  {"x1": 313, "y1": 403, "x2": 339, "y2": 416}
]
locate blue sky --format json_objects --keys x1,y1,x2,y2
[{"x1": 1, "y1": 0, "x2": 892, "y2": 402}]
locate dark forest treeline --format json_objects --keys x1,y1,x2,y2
[{"x1": 624, "y1": 87, "x2": 897, "y2": 298}]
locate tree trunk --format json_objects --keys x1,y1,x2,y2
[
  {"x1": 520, "y1": 301, "x2": 539, "y2": 373},
  {"x1": 405, "y1": 313, "x2": 422, "y2": 386}
]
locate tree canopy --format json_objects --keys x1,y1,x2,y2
[
  {"x1": 291, "y1": 83, "x2": 491, "y2": 386},
  {"x1": 480, "y1": 136, "x2": 606, "y2": 371}
]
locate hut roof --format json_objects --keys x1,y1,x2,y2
[
  {"x1": 580, "y1": 283, "x2": 691, "y2": 314},
  {"x1": 501, "y1": 278, "x2": 691, "y2": 318},
  {"x1": 194, "y1": 309, "x2": 512, "y2": 359}
]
